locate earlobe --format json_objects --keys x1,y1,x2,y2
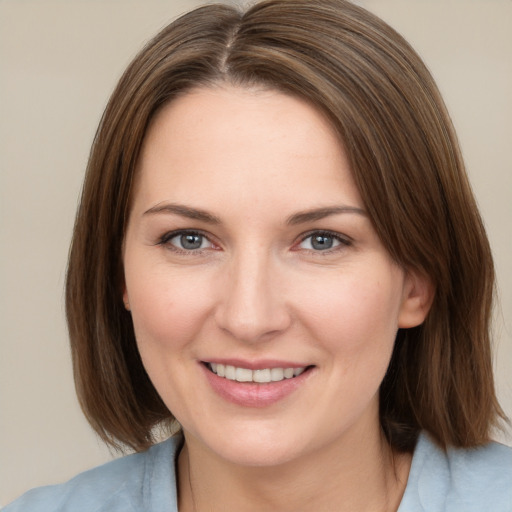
[
  {"x1": 398, "y1": 271, "x2": 435, "y2": 329},
  {"x1": 122, "y1": 287, "x2": 131, "y2": 311}
]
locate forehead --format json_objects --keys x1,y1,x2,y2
[{"x1": 132, "y1": 85, "x2": 362, "y2": 215}]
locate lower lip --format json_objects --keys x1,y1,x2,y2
[{"x1": 201, "y1": 364, "x2": 313, "y2": 408}]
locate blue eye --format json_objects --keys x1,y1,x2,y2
[{"x1": 298, "y1": 231, "x2": 348, "y2": 251}]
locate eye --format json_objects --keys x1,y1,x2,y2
[
  {"x1": 297, "y1": 231, "x2": 350, "y2": 251},
  {"x1": 160, "y1": 230, "x2": 214, "y2": 252}
]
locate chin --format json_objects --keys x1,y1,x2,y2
[
  {"x1": 219, "y1": 439, "x2": 303, "y2": 468},
  {"x1": 187, "y1": 419, "x2": 320, "y2": 468}
]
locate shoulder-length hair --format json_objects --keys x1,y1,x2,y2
[{"x1": 66, "y1": 0, "x2": 505, "y2": 452}]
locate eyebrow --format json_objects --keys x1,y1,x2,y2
[
  {"x1": 143, "y1": 203, "x2": 221, "y2": 224},
  {"x1": 286, "y1": 206, "x2": 366, "y2": 225},
  {"x1": 143, "y1": 203, "x2": 366, "y2": 226}
]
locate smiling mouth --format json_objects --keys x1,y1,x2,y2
[{"x1": 206, "y1": 363, "x2": 311, "y2": 383}]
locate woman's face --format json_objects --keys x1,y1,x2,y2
[{"x1": 123, "y1": 86, "x2": 429, "y2": 467}]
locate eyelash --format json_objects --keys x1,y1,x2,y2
[
  {"x1": 158, "y1": 230, "x2": 216, "y2": 255},
  {"x1": 157, "y1": 229, "x2": 352, "y2": 255},
  {"x1": 293, "y1": 230, "x2": 352, "y2": 254}
]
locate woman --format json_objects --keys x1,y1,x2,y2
[{"x1": 5, "y1": 0, "x2": 510, "y2": 510}]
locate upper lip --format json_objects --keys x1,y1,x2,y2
[{"x1": 202, "y1": 358, "x2": 311, "y2": 370}]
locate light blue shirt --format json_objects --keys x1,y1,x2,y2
[{"x1": 4, "y1": 432, "x2": 512, "y2": 511}]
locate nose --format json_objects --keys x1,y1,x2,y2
[{"x1": 214, "y1": 249, "x2": 292, "y2": 343}]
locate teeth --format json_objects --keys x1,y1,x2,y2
[
  {"x1": 270, "y1": 368, "x2": 283, "y2": 381},
  {"x1": 235, "y1": 367, "x2": 252, "y2": 382},
  {"x1": 254, "y1": 368, "x2": 271, "y2": 383},
  {"x1": 209, "y1": 363, "x2": 307, "y2": 383},
  {"x1": 225, "y1": 365, "x2": 236, "y2": 380}
]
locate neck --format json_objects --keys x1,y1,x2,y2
[{"x1": 177, "y1": 423, "x2": 411, "y2": 512}]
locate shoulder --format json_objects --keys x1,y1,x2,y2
[
  {"x1": 2, "y1": 436, "x2": 181, "y2": 512},
  {"x1": 400, "y1": 432, "x2": 512, "y2": 512}
]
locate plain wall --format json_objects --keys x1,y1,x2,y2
[{"x1": 1, "y1": 0, "x2": 511, "y2": 506}]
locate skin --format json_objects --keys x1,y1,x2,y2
[{"x1": 123, "y1": 85, "x2": 432, "y2": 511}]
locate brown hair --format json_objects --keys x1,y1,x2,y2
[{"x1": 66, "y1": 0, "x2": 506, "y2": 452}]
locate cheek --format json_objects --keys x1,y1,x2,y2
[
  {"x1": 295, "y1": 266, "x2": 404, "y2": 356},
  {"x1": 124, "y1": 263, "x2": 215, "y2": 352}
]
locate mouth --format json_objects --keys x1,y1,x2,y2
[
  {"x1": 201, "y1": 361, "x2": 315, "y2": 407},
  {"x1": 205, "y1": 362, "x2": 311, "y2": 383}
]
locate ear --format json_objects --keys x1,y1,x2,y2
[
  {"x1": 122, "y1": 286, "x2": 131, "y2": 311},
  {"x1": 398, "y1": 270, "x2": 434, "y2": 328}
]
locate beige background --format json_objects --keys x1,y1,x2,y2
[{"x1": 1, "y1": 0, "x2": 511, "y2": 506}]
